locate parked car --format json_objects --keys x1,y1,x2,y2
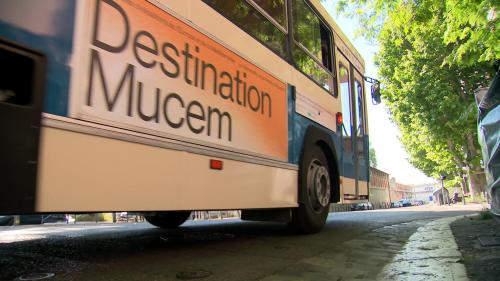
[
  {"x1": 397, "y1": 199, "x2": 412, "y2": 207},
  {"x1": 19, "y1": 215, "x2": 43, "y2": 225},
  {"x1": 41, "y1": 214, "x2": 66, "y2": 223},
  {"x1": 413, "y1": 200, "x2": 425, "y2": 206},
  {"x1": 391, "y1": 201, "x2": 403, "y2": 208},
  {"x1": 0, "y1": 216, "x2": 14, "y2": 226},
  {"x1": 351, "y1": 202, "x2": 374, "y2": 211}
]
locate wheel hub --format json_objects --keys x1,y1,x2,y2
[{"x1": 307, "y1": 159, "x2": 331, "y2": 212}]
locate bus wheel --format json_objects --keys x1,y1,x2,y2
[
  {"x1": 291, "y1": 145, "x2": 331, "y2": 234},
  {"x1": 145, "y1": 211, "x2": 191, "y2": 228}
]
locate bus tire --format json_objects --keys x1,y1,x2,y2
[
  {"x1": 291, "y1": 145, "x2": 331, "y2": 234},
  {"x1": 145, "y1": 211, "x2": 191, "y2": 228}
]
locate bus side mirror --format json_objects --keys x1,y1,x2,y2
[{"x1": 371, "y1": 83, "x2": 381, "y2": 105}]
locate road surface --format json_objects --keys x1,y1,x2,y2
[{"x1": 0, "y1": 204, "x2": 482, "y2": 281}]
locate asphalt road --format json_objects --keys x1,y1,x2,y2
[{"x1": 0, "y1": 204, "x2": 482, "y2": 281}]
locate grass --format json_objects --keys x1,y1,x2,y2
[{"x1": 479, "y1": 210, "x2": 493, "y2": 220}]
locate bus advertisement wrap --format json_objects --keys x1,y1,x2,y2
[{"x1": 70, "y1": 0, "x2": 288, "y2": 160}]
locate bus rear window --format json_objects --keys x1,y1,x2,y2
[{"x1": 203, "y1": 0, "x2": 288, "y2": 57}]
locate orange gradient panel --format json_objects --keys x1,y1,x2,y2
[{"x1": 80, "y1": 0, "x2": 288, "y2": 160}]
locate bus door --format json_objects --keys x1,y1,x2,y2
[
  {"x1": 0, "y1": 39, "x2": 45, "y2": 213},
  {"x1": 353, "y1": 69, "x2": 369, "y2": 197},
  {"x1": 337, "y1": 53, "x2": 357, "y2": 198}
]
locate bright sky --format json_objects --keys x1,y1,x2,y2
[{"x1": 321, "y1": 1, "x2": 435, "y2": 185}]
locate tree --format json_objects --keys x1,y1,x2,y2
[
  {"x1": 335, "y1": 0, "x2": 499, "y2": 66},
  {"x1": 443, "y1": 0, "x2": 499, "y2": 66},
  {"x1": 334, "y1": 0, "x2": 497, "y2": 193},
  {"x1": 369, "y1": 142, "x2": 377, "y2": 168}
]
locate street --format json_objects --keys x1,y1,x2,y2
[{"x1": 0, "y1": 205, "x2": 482, "y2": 281}]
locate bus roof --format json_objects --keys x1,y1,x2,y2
[{"x1": 310, "y1": 0, "x2": 366, "y2": 74}]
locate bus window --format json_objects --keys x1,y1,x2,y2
[
  {"x1": 340, "y1": 65, "x2": 352, "y2": 151},
  {"x1": 292, "y1": 0, "x2": 334, "y2": 93},
  {"x1": 354, "y1": 80, "x2": 365, "y2": 136},
  {"x1": 203, "y1": 0, "x2": 287, "y2": 57}
]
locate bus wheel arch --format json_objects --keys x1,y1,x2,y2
[
  {"x1": 291, "y1": 126, "x2": 340, "y2": 234},
  {"x1": 298, "y1": 126, "x2": 340, "y2": 204}
]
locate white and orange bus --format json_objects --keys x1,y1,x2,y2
[{"x1": 0, "y1": 0, "x2": 380, "y2": 233}]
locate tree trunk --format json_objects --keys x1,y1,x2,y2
[{"x1": 469, "y1": 170, "x2": 487, "y2": 200}]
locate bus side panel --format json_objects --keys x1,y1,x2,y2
[
  {"x1": 0, "y1": 0, "x2": 76, "y2": 116},
  {"x1": 69, "y1": 0, "x2": 289, "y2": 162},
  {"x1": 36, "y1": 126, "x2": 298, "y2": 212}
]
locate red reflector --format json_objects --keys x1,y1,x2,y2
[
  {"x1": 336, "y1": 112, "x2": 343, "y2": 126},
  {"x1": 210, "y1": 159, "x2": 223, "y2": 170}
]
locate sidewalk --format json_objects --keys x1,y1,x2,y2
[
  {"x1": 450, "y1": 213, "x2": 500, "y2": 281},
  {"x1": 376, "y1": 206, "x2": 500, "y2": 281}
]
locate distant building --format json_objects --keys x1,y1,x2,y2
[
  {"x1": 412, "y1": 182, "x2": 440, "y2": 203},
  {"x1": 369, "y1": 167, "x2": 416, "y2": 208},
  {"x1": 369, "y1": 167, "x2": 391, "y2": 208},
  {"x1": 390, "y1": 178, "x2": 414, "y2": 201}
]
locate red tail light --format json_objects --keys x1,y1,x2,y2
[
  {"x1": 336, "y1": 112, "x2": 343, "y2": 126},
  {"x1": 210, "y1": 159, "x2": 223, "y2": 170}
]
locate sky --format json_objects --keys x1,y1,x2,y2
[{"x1": 321, "y1": 1, "x2": 436, "y2": 185}]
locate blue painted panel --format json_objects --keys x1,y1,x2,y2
[
  {"x1": 358, "y1": 135, "x2": 369, "y2": 181},
  {"x1": 0, "y1": 0, "x2": 76, "y2": 116},
  {"x1": 287, "y1": 85, "x2": 368, "y2": 181},
  {"x1": 287, "y1": 85, "x2": 341, "y2": 170}
]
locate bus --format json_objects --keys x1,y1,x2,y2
[{"x1": 0, "y1": 0, "x2": 380, "y2": 233}]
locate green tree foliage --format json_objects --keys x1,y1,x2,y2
[
  {"x1": 369, "y1": 142, "x2": 377, "y2": 168},
  {"x1": 334, "y1": 0, "x2": 497, "y2": 190},
  {"x1": 335, "y1": 0, "x2": 396, "y2": 41},
  {"x1": 444, "y1": 0, "x2": 499, "y2": 65},
  {"x1": 336, "y1": 0, "x2": 499, "y2": 66}
]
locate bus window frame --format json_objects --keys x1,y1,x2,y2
[
  {"x1": 202, "y1": 0, "x2": 290, "y2": 62},
  {"x1": 354, "y1": 78, "x2": 366, "y2": 136},
  {"x1": 353, "y1": 67, "x2": 367, "y2": 135},
  {"x1": 246, "y1": 0, "x2": 288, "y2": 34},
  {"x1": 338, "y1": 62, "x2": 353, "y2": 139},
  {"x1": 290, "y1": 0, "x2": 336, "y2": 96},
  {"x1": 352, "y1": 67, "x2": 368, "y2": 191}
]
